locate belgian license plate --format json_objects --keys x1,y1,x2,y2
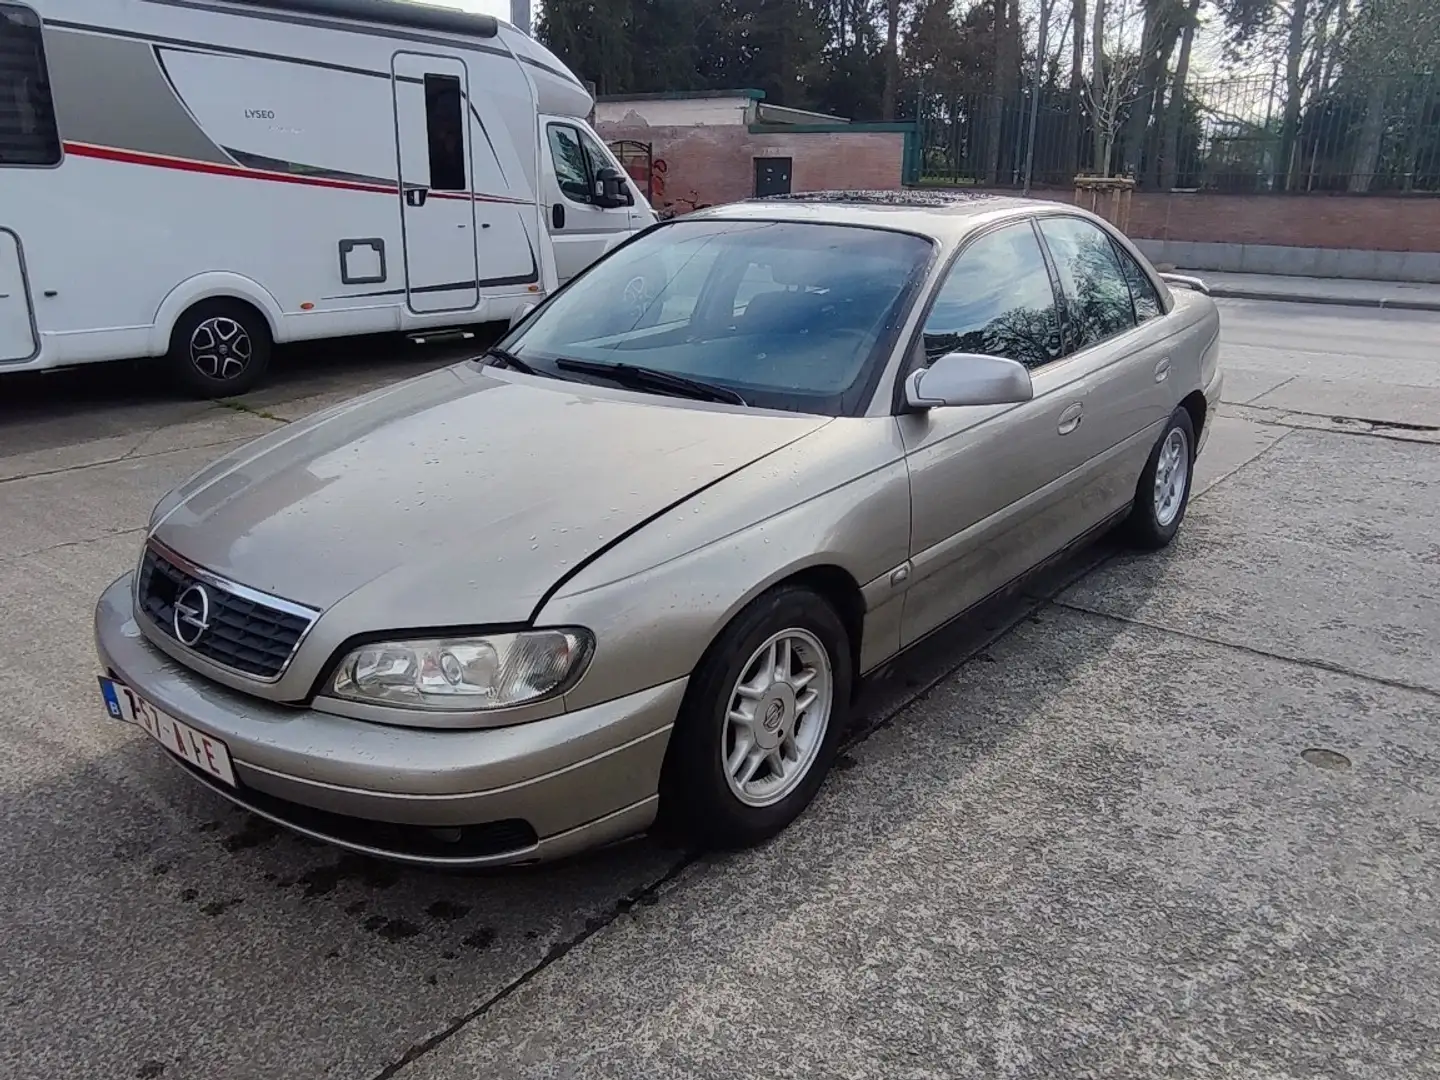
[{"x1": 98, "y1": 676, "x2": 237, "y2": 788}]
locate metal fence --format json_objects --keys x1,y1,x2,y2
[{"x1": 916, "y1": 72, "x2": 1440, "y2": 194}]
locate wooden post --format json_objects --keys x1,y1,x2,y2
[{"x1": 1072, "y1": 175, "x2": 1136, "y2": 233}]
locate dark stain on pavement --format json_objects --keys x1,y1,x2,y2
[
  {"x1": 364, "y1": 916, "x2": 422, "y2": 942},
  {"x1": 295, "y1": 854, "x2": 401, "y2": 899},
  {"x1": 462, "y1": 927, "x2": 497, "y2": 950},
  {"x1": 426, "y1": 899, "x2": 470, "y2": 921},
  {"x1": 222, "y1": 817, "x2": 282, "y2": 853}
]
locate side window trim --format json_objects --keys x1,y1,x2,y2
[
  {"x1": 1027, "y1": 216, "x2": 1073, "y2": 357},
  {"x1": 1032, "y1": 212, "x2": 1143, "y2": 357},
  {"x1": 0, "y1": 1, "x2": 64, "y2": 169},
  {"x1": 1109, "y1": 235, "x2": 1165, "y2": 323}
]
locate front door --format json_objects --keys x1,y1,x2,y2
[
  {"x1": 391, "y1": 52, "x2": 480, "y2": 315},
  {"x1": 898, "y1": 220, "x2": 1093, "y2": 647},
  {"x1": 0, "y1": 229, "x2": 37, "y2": 363},
  {"x1": 539, "y1": 117, "x2": 633, "y2": 284},
  {"x1": 754, "y1": 157, "x2": 793, "y2": 197}
]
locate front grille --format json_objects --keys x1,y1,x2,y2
[{"x1": 137, "y1": 546, "x2": 314, "y2": 680}]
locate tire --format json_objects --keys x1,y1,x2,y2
[
  {"x1": 1124, "y1": 405, "x2": 1196, "y2": 550},
  {"x1": 659, "y1": 586, "x2": 853, "y2": 850},
  {"x1": 166, "y1": 300, "x2": 272, "y2": 398}
]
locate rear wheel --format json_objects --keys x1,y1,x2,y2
[
  {"x1": 166, "y1": 300, "x2": 272, "y2": 398},
  {"x1": 1124, "y1": 406, "x2": 1195, "y2": 549},
  {"x1": 659, "y1": 586, "x2": 852, "y2": 850}
]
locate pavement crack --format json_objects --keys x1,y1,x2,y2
[
  {"x1": 1048, "y1": 597, "x2": 1440, "y2": 701},
  {"x1": 1239, "y1": 374, "x2": 1296, "y2": 405},
  {"x1": 216, "y1": 399, "x2": 289, "y2": 424},
  {"x1": 0, "y1": 526, "x2": 146, "y2": 566},
  {"x1": 365, "y1": 856, "x2": 696, "y2": 1080}
]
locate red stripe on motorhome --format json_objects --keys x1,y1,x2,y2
[{"x1": 62, "y1": 142, "x2": 529, "y2": 205}]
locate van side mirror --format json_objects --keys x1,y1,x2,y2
[
  {"x1": 594, "y1": 166, "x2": 631, "y2": 208},
  {"x1": 508, "y1": 300, "x2": 537, "y2": 329},
  {"x1": 904, "y1": 352, "x2": 1033, "y2": 410}
]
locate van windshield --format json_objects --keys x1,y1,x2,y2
[{"x1": 501, "y1": 219, "x2": 934, "y2": 416}]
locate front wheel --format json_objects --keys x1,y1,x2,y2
[
  {"x1": 1124, "y1": 406, "x2": 1196, "y2": 550},
  {"x1": 659, "y1": 586, "x2": 853, "y2": 850},
  {"x1": 166, "y1": 300, "x2": 272, "y2": 398}
]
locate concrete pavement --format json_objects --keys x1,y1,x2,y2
[
  {"x1": 1177, "y1": 270, "x2": 1440, "y2": 312},
  {"x1": 2, "y1": 306, "x2": 1438, "y2": 1080}
]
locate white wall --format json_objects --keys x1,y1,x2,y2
[{"x1": 592, "y1": 97, "x2": 753, "y2": 128}]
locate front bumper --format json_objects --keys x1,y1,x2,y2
[{"x1": 95, "y1": 573, "x2": 681, "y2": 866}]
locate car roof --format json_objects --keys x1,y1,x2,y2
[{"x1": 687, "y1": 190, "x2": 1046, "y2": 242}]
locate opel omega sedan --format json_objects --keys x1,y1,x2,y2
[{"x1": 95, "y1": 192, "x2": 1222, "y2": 866}]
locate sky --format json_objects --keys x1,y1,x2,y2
[{"x1": 416, "y1": 0, "x2": 522, "y2": 22}]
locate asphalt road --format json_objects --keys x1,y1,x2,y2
[{"x1": 2, "y1": 303, "x2": 1438, "y2": 1080}]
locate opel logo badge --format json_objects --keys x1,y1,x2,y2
[
  {"x1": 173, "y1": 584, "x2": 211, "y2": 646},
  {"x1": 762, "y1": 700, "x2": 785, "y2": 733}
]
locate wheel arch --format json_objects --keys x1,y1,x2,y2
[
  {"x1": 1179, "y1": 389, "x2": 1207, "y2": 445},
  {"x1": 148, "y1": 273, "x2": 285, "y2": 356}
]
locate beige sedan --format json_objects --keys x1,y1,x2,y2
[{"x1": 94, "y1": 192, "x2": 1222, "y2": 866}]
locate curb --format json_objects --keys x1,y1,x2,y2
[{"x1": 1205, "y1": 286, "x2": 1440, "y2": 312}]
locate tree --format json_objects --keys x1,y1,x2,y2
[
  {"x1": 1087, "y1": 0, "x2": 1145, "y2": 175},
  {"x1": 1342, "y1": 0, "x2": 1440, "y2": 190},
  {"x1": 882, "y1": 0, "x2": 903, "y2": 119},
  {"x1": 1158, "y1": 0, "x2": 1202, "y2": 188}
]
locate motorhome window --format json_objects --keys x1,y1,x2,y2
[
  {"x1": 0, "y1": 3, "x2": 61, "y2": 167},
  {"x1": 423, "y1": 73, "x2": 466, "y2": 191},
  {"x1": 546, "y1": 123, "x2": 592, "y2": 203}
]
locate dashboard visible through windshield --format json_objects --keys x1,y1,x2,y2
[{"x1": 498, "y1": 218, "x2": 936, "y2": 416}]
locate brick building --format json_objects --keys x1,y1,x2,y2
[{"x1": 593, "y1": 90, "x2": 918, "y2": 216}]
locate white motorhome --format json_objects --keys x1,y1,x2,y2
[{"x1": 0, "y1": 0, "x2": 655, "y2": 394}]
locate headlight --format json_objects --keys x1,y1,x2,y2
[{"x1": 329, "y1": 629, "x2": 594, "y2": 711}]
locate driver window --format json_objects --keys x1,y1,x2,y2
[
  {"x1": 921, "y1": 222, "x2": 1062, "y2": 371},
  {"x1": 546, "y1": 123, "x2": 592, "y2": 204}
]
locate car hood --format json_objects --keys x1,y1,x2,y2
[{"x1": 151, "y1": 364, "x2": 828, "y2": 622}]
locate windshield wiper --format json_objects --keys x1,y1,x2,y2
[
  {"x1": 480, "y1": 346, "x2": 540, "y2": 375},
  {"x1": 554, "y1": 358, "x2": 747, "y2": 406}
]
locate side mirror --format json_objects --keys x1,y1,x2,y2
[
  {"x1": 508, "y1": 299, "x2": 537, "y2": 330},
  {"x1": 594, "y1": 166, "x2": 630, "y2": 209},
  {"x1": 904, "y1": 352, "x2": 1033, "y2": 410}
]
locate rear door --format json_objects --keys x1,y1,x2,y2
[
  {"x1": 1034, "y1": 214, "x2": 1170, "y2": 516},
  {"x1": 0, "y1": 229, "x2": 36, "y2": 362},
  {"x1": 392, "y1": 53, "x2": 480, "y2": 314},
  {"x1": 539, "y1": 117, "x2": 634, "y2": 284}
]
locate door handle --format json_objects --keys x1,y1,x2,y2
[
  {"x1": 1154, "y1": 356, "x2": 1172, "y2": 383},
  {"x1": 552, "y1": 203, "x2": 565, "y2": 229},
  {"x1": 404, "y1": 187, "x2": 428, "y2": 207},
  {"x1": 1057, "y1": 402, "x2": 1084, "y2": 435}
]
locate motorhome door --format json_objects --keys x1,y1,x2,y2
[
  {"x1": 391, "y1": 53, "x2": 480, "y2": 315},
  {"x1": 0, "y1": 229, "x2": 37, "y2": 363}
]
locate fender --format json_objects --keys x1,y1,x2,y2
[{"x1": 148, "y1": 272, "x2": 285, "y2": 355}]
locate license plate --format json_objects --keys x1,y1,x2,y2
[{"x1": 98, "y1": 676, "x2": 237, "y2": 788}]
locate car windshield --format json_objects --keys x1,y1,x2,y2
[{"x1": 499, "y1": 218, "x2": 935, "y2": 415}]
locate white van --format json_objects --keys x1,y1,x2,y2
[{"x1": 0, "y1": 0, "x2": 655, "y2": 394}]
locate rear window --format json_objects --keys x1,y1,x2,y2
[{"x1": 0, "y1": 3, "x2": 60, "y2": 166}]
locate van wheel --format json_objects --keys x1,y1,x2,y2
[
  {"x1": 166, "y1": 300, "x2": 272, "y2": 398},
  {"x1": 658, "y1": 586, "x2": 852, "y2": 851}
]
